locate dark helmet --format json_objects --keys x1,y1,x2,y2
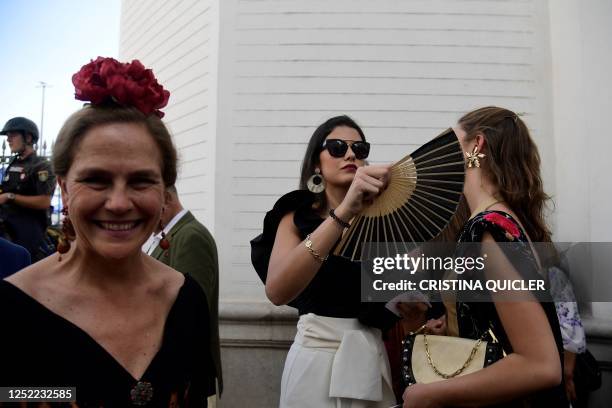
[{"x1": 0, "y1": 117, "x2": 39, "y2": 144}]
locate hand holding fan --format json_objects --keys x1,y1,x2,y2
[{"x1": 334, "y1": 128, "x2": 465, "y2": 261}]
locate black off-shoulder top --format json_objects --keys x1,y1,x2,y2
[{"x1": 250, "y1": 190, "x2": 399, "y2": 331}]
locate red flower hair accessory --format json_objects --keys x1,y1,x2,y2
[{"x1": 72, "y1": 57, "x2": 170, "y2": 118}]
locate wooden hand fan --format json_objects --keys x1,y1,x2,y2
[{"x1": 334, "y1": 128, "x2": 465, "y2": 261}]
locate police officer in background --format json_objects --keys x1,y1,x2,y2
[{"x1": 0, "y1": 117, "x2": 56, "y2": 261}]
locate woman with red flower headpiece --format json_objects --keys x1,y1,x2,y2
[
  {"x1": 401, "y1": 107, "x2": 568, "y2": 407},
  {"x1": 0, "y1": 57, "x2": 215, "y2": 407}
]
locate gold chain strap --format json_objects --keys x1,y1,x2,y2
[{"x1": 422, "y1": 333, "x2": 483, "y2": 379}]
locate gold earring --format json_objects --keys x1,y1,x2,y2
[
  {"x1": 57, "y1": 207, "x2": 75, "y2": 261},
  {"x1": 465, "y1": 145, "x2": 485, "y2": 168}
]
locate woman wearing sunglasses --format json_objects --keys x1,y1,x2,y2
[{"x1": 251, "y1": 115, "x2": 400, "y2": 407}]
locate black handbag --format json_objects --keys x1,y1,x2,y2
[{"x1": 574, "y1": 349, "x2": 602, "y2": 392}]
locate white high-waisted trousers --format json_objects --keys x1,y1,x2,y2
[{"x1": 279, "y1": 313, "x2": 396, "y2": 408}]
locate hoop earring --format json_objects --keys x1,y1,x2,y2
[
  {"x1": 307, "y1": 168, "x2": 326, "y2": 193},
  {"x1": 57, "y1": 207, "x2": 75, "y2": 261},
  {"x1": 465, "y1": 145, "x2": 485, "y2": 168}
]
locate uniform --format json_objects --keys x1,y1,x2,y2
[{"x1": 0, "y1": 153, "x2": 56, "y2": 261}]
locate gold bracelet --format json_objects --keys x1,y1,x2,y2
[{"x1": 304, "y1": 234, "x2": 328, "y2": 263}]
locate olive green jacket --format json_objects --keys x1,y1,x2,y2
[{"x1": 151, "y1": 211, "x2": 222, "y2": 394}]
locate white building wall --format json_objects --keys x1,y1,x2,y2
[
  {"x1": 117, "y1": 0, "x2": 563, "y2": 303},
  {"x1": 117, "y1": 0, "x2": 612, "y2": 305},
  {"x1": 549, "y1": 0, "x2": 612, "y2": 243},
  {"x1": 217, "y1": 0, "x2": 553, "y2": 303},
  {"x1": 548, "y1": 0, "x2": 612, "y2": 338},
  {"x1": 120, "y1": 0, "x2": 218, "y2": 229}
]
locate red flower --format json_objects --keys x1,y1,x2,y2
[
  {"x1": 483, "y1": 212, "x2": 521, "y2": 239},
  {"x1": 72, "y1": 57, "x2": 170, "y2": 117}
]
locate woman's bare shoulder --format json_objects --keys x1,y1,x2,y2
[
  {"x1": 145, "y1": 256, "x2": 186, "y2": 300},
  {"x1": 4, "y1": 256, "x2": 59, "y2": 297}
]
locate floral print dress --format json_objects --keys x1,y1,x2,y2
[{"x1": 454, "y1": 210, "x2": 569, "y2": 407}]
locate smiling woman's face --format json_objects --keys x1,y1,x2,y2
[
  {"x1": 59, "y1": 122, "x2": 165, "y2": 260},
  {"x1": 318, "y1": 126, "x2": 366, "y2": 188}
]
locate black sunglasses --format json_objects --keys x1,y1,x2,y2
[{"x1": 321, "y1": 139, "x2": 370, "y2": 160}]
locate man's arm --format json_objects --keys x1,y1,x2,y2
[{"x1": 0, "y1": 193, "x2": 51, "y2": 210}]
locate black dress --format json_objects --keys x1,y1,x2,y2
[
  {"x1": 455, "y1": 210, "x2": 568, "y2": 407},
  {"x1": 250, "y1": 190, "x2": 399, "y2": 330},
  {"x1": 0, "y1": 274, "x2": 214, "y2": 408}
]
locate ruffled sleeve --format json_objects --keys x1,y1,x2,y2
[
  {"x1": 460, "y1": 211, "x2": 552, "y2": 291},
  {"x1": 250, "y1": 190, "x2": 319, "y2": 285},
  {"x1": 459, "y1": 210, "x2": 528, "y2": 244}
]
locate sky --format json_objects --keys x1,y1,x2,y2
[{"x1": 0, "y1": 0, "x2": 121, "y2": 156}]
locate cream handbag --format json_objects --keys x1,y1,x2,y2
[{"x1": 401, "y1": 327, "x2": 504, "y2": 387}]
